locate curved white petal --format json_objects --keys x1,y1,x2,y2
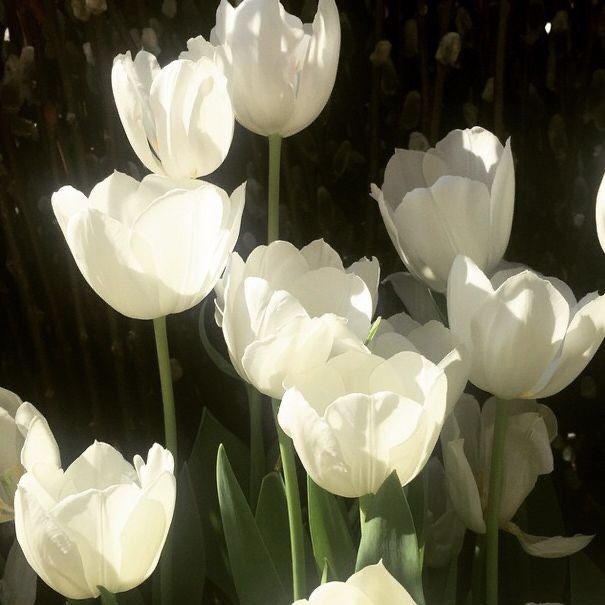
[
  {"x1": 347, "y1": 561, "x2": 417, "y2": 604},
  {"x1": 507, "y1": 522, "x2": 593, "y2": 558},
  {"x1": 596, "y1": 169, "x2": 605, "y2": 253},
  {"x1": 15, "y1": 403, "x2": 60, "y2": 473}
]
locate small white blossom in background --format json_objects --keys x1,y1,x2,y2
[
  {"x1": 372, "y1": 127, "x2": 514, "y2": 293},
  {"x1": 293, "y1": 562, "x2": 418, "y2": 604},
  {"x1": 52, "y1": 172, "x2": 245, "y2": 319},
  {"x1": 447, "y1": 255, "x2": 605, "y2": 400},
  {"x1": 185, "y1": 0, "x2": 340, "y2": 137},
  {"x1": 278, "y1": 349, "x2": 448, "y2": 497},
  {"x1": 441, "y1": 394, "x2": 593, "y2": 557},
  {"x1": 14, "y1": 403, "x2": 176, "y2": 599},
  {"x1": 215, "y1": 239, "x2": 379, "y2": 398},
  {"x1": 71, "y1": 0, "x2": 107, "y2": 21},
  {"x1": 112, "y1": 50, "x2": 234, "y2": 179}
]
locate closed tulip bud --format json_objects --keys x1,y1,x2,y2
[
  {"x1": 187, "y1": 0, "x2": 340, "y2": 137},
  {"x1": 52, "y1": 171, "x2": 245, "y2": 320},
  {"x1": 441, "y1": 395, "x2": 592, "y2": 557},
  {"x1": 0, "y1": 388, "x2": 25, "y2": 523},
  {"x1": 447, "y1": 256, "x2": 605, "y2": 400},
  {"x1": 435, "y1": 32, "x2": 461, "y2": 66},
  {"x1": 14, "y1": 403, "x2": 176, "y2": 599},
  {"x1": 369, "y1": 311, "x2": 469, "y2": 415},
  {"x1": 294, "y1": 562, "x2": 418, "y2": 604},
  {"x1": 215, "y1": 239, "x2": 379, "y2": 398},
  {"x1": 112, "y1": 50, "x2": 233, "y2": 179},
  {"x1": 278, "y1": 349, "x2": 448, "y2": 498},
  {"x1": 372, "y1": 127, "x2": 514, "y2": 293}
]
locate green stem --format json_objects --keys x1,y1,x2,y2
[
  {"x1": 272, "y1": 398, "x2": 305, "y2": 600},
  {"x1": 471, "y1": 533, "x2": 485, "y2": 605},
  {"x1": 152, "y1": 316, "x2": 178, "y2": 463},
  {"x1": 152, "y1": 316, "x2": 176, "y2": 605},
  {"x1": 267, "y1": 134, "x2": 282, "y2": 244},
  {"x1": 247, "y1": 385, "x2": 265, "y2": 508},
  {"x1": 485, "y1": 398, "x2": 509, "y2": 605},
  {"x1": 97, "y1": 587, "x2": 119, "y2": 605}
]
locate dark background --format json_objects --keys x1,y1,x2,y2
[{"x1": 0, "y1": 0, "x2": 605, "y2": 601}]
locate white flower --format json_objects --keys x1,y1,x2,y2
[
  {"x1": 0, "y1": 388, "x2": 24, "y2": 523},
  {"x1": 372, "y1": 127, "x2": 514, "y2": 292},
  {"x1": 370, "y1": 311, "x2": 469, "y2": 415},
  {"x1": 185, "y1": 0, "x2": 340, "y2": 137},
  {"x1": 215, "y1": 239, "x2": 379, "y2": 398},
  {"x1": 278, "y1": 349, "x2": 447, "y2": 498},
  {"x1": 441, "y1": 394, "x2": 593, "y2": 557},
  {"x1": 14, "y1": 403, "x2": 176, "y2": 599},
  {"x1": 293, "y1": 561, "x2": 417, "y2": 604},
  {"x1": 595, "y1": 168, "x2": 605, "y2": 254},
  {"x1": 447, "y1": 255, "x2": 605, "y2": 400},
  {"x1": 52, "y1": 171, "x2": 245, "y2": 320},
  {"x1": 111, "y1": 50, "x2": 233, "y2": 179}
]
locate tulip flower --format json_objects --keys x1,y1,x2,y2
[
  {"x1": 424, "y1": 458, "x2": 466, "y2": 568},
  {"x1": 52, "y1": 171, "x2": 245, "y2": 320},
  {"x1": 293, "y1": 561, "x2": 417, "y2": 605},
  {"x1": 369, "y1": 311, "x2": 469, "y2": 414},
  {"x1": 112, "y1": 50, "x2": 233, "y2": 179},
  {"x1": 447, "y1": 255, "x2": 605, "y2": 400},
  {"x1": 595, "y1": 168, "x2": 605, "y2": 253},
  {"x1": 14, "y1": 403, "x2": 176, "y2": 599},
  {"x1": 185, "y1": 0, "x2": 340, "y2": 138},
  {"x1": 0, "y1": 388, "x2": 24, "y2": 523},
  {"x1": 215, "y1": 238, "x2": 379, "y2": 398},
  {"x1": 278, "y1": 349, "x2": 447, "y2": 498},
  {"x1": 372, "y1": 127, "x2": 514, "y2": 292},
  {"x1": 441, "y1": 394, "x2": 592, "y2": 557}
]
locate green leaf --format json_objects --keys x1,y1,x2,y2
[
  {"x1": 198, "y1": 300, "x2": 239, "y2": 380},
  {"x1": 356, "y1": 472, "x2": 425, "y2": 605},
  {"x1": 406, "y1": 469, "x2": 427, "y2": 568},
  {"x1": 217, "y1": 445, "x2": 288, "y2": 605},
  {"x1": 255, "y1": 472, "x2": 292, "y2": 592},
  {"x1": 97, "y1": 587, "x2": 118, "y2": 605},
  {"x1": 307, "y1": 476, "x2": 355, "y2": 581},
  {"x1": 170, "y1": 462, "x2": 206, "y2": 605},
  {"x1": 188, "y1": 408, "x2": 250, "y2": 602},
  {"x1": 570, "y1": 552, "x2": 605, "y2": 604}
]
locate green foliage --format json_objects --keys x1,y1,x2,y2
[
  {"x1": 356, "y1": 472, "x2": 425, "y2": 605},
  {"x1": 307, "y1": 476, "x2": 355, "y2": 581},
  {"x1": 216, "y1": 445, "x2": 288, "y2": 605}
]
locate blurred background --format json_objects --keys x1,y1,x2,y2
[{"x1": 0, "y1": 0, "x2": 604, "y2": 602}]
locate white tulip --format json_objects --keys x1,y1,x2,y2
[
  {"x1": 112, "y1": 50, "x2": 233, "y2": 179},
  {"x1": 215, "y1": 239, "x2": 379, "y2": 398},
  {"x1": 372, "y1": 127, "x2": 514, "y2": 292},
  {"x1": 447, "y1": 255, "x2": 605, "y2": 400},
  {"x1": 293, "y1": 561, "x2": 417, "y2": 605},
  {"x1": 369, "y1": 311, "x2": 469, "y2": 415},
  {"x1": 184, "y1": 0, "x2": 340, "y2": 137},
  {"x1": 0, "y1": 388, "x2": 24, "y2": 523},
  {"x1": 52, "y1": 171, "x2": 245, "y2": 320},
  {"x1": 278, "y1": 349, "x2": 447, "y2": 498},
  {"x1": 14, "y1": 403, "x2": 176, "y2": 599},
  {"x1": 441, "y1": 394, "x2": 593, "y2": 557}
]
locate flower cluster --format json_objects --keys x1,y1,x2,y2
[{"x1": 1, "y1": 0, "x2": 605, "y2": 604}]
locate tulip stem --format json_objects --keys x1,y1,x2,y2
[
  {"x1": 485, "y1": 398, "x2": 509, "y2": 605},
  {"x1": 247, "y1": 384, "x2": 265, "y2": 508},
  {"x1": 267, "y1": 134, "x2": 282, "y2": 244},
  {"x1": 272, "y1": 398, "x2": 306, "y2": 600},
  {"x1": 152, "y1": 316, "x2": 178, "y2": 463}
]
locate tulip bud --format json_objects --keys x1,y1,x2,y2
[{"x1": 435, "y1": 32, "x2": 461, "y2": 66}]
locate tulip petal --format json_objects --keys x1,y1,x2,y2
[
  {"x1": 51, "y1": 186, "x2": 90, "y2": 234},
  {"x1": 468, "y1": 271, "x2": 569, "y2": 399},
  {"x1": 300, "y1": 238, "x2": 344, "y2": 270},
  {"x1": 281, "y1": 0, "x2": 340, "y2": 137},
  {"x1": 507, "y1": 522, "x2": 594, "y2": 558},
  {"x1": 442, "y1": 439, "x2": 486, "y2": 534},
  {"x1": 597, "y1": 170, "x2": 605, "y2": 253},
  {"x1": 347, "y1": 561, "x2": 417, "y2": 604},
  {"x1": 0, "y1": 408, "x2": 20, "y2": 477},
  {"x1": 16, "y1": 403, "x2": 61, "y2": 472},
  {"x1": 295, "y1": 582, "x2": 373, "y2": 605},
  {"x1": 14, "y1": 486, "x2": 91, "y2": 599},
  {"x1": 385, "y1": 272, "x2": 442, "y2": 324},
  {"x1": 244, "y1": 240, "x2": 309, "y2": 289},
  {"x1": 532, "y1": 292, "x2": 605, "y2": 398},
  {"x1": 347, "y1": 257, "x2": 380, "y2": 316},
  {"x1": 111, "y1": 51, "x2": 164, "y2": 175},
  {"x1": 393, "y1": 176, "x2": 491, "y2": 291},
  {"x1": 379, "y1": 149, "x2": 428, "y2": 209}
]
